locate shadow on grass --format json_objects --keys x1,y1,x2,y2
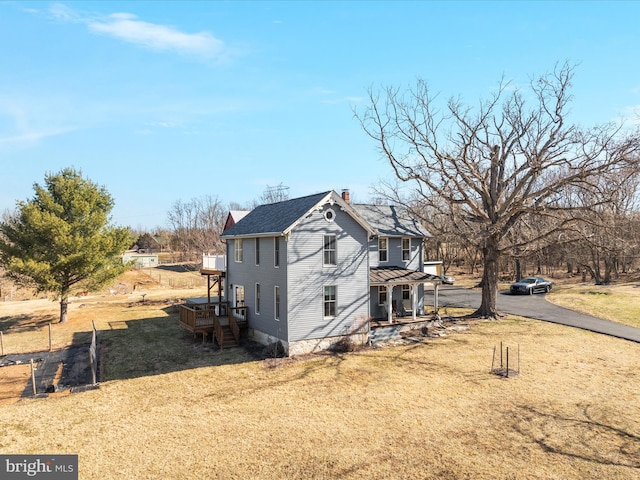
[
  {"x1": 512, "y1": 404, "x2": 640, "y2": 469},
  {"x1": 0, "y1": 313, "x2": 58, "y2": 333},
  {"x1": 153, "y1": 263, "x2": 200, "y2": 273}
]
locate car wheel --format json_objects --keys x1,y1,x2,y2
[
  {"x1": 545, "y1": 285, "x2": 550, "y2": 293},
  {"x1": 528, "y1": 287, "x2": 533, "y2": 295}
]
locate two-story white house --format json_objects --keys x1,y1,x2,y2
[{"x1": 220, "y1": 190, "x2": 441, "y2": 355}]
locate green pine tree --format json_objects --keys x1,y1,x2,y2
[{"x1": 0, "y1": 168, "x2": 132, "y2": 323}]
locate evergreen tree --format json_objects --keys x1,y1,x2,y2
[{"x1": 0, "y1": 168, "x2": 132, "y2": 323}]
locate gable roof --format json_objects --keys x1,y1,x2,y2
[
  {"x1": 221, "y1": 191, "x2": 375, "y2": 239},
  {"x1": 223, "y1": 210, "x2": 251, "y2": 232},
  {"x1": 352, "y1": 204, "x2": 430, "y2": 238}
]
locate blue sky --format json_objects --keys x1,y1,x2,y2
[{"x1": 1, "y1": 1, "x2": 639, "y2": 229}]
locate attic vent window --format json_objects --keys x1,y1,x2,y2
[{"x1": 324, "y1": 208, "x2": 336, "y2": 222}]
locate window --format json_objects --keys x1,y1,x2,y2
[
  {"x1": 402, "y1": 238, "x2": 411, "y2": 261},
  {"x1": 255, "y1": 283, "x2": 261, "y2": 314},
  {"x1": 323, "y1": 235, "x2": 337, "y2": 266},
  {"x1": 274, "y1": 286, "x2": 281, "y2": 320},
  {"x1": 255, "y1": 238, "x2": 260, "y2": 265},
  {"x1": 324, "y1": 286, "x2": 336, "y2": 318},
  {"x1": 378, "y1": 286, "x2": 388, "y2": 306},
  {"x1": 274, "y1": 237, "x2": 280, "y2": 267},
  {"x1": 402, "y1": 284, "x2": 410, "y2": 300},
  {"x1": 235, "y1": 239, "x2": 243, "y2": 263},
  {"x1": 378, "y1": 237, "x2": 388, "y2": 262},
  {"x1": 235, "y1": 285, "x2": 245, "y2": 307}
]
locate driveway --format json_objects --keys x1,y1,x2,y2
[{"x1": 434, "y1": 286, "x2": 640, "y2": 344}]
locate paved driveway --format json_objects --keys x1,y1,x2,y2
[{"x1": 434, "y1": 286, "x2": 640, "y2": 343}]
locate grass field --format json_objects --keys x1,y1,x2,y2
[{"x1": 0, "y1": 269, "x2": 639, "y2": 479}]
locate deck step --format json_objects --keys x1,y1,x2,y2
[{"x1": 216, "y1": 326, "x2": 240, "y2": 348}]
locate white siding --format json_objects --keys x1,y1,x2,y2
[{"x1": 287, "y1": 204, "x2": 370, "y2": 342}]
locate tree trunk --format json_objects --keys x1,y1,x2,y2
[
  {"x1": 475, "y1": 240, "x2": 500, "y2": 318},
  {"x1": 515, "y1": 258, "x2": 522, "y2": 281},
  {"x1": 59, "y1": 296, "x2": 68, "y2": 323}
]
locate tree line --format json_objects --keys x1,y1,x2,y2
[
  {"x1": 357, "y1": 62, "x2": 640, "y2": 317},
  {"x1": 2, "y1": 62, "x2": 639, "y2": 323}
]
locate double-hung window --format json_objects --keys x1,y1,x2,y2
[
  {"x1": 402, "y1": 238, "x2": 411, "y2": 261},
  {"x1": 274, "y1": 286, "x2": 281, "y2": 320},
  {"x1": 402, "y1": 284, "x2": 410, "y2": 300},
  {"x1": 378, "y1": 237, "x2": 388, "y2": 262},
  {"x1": 324, "y1": 285, "x2": 336, "y2": 318},
  {"x1": 255, "y1": 283, "x2": 261, "y2": 314},
  {"x1": 235, "y1": 239, "x2": 243, "y2": 263},
  {"x1": 255, "y1": 238, "x2": 260, "y2": 265},
  {"x1": 323, "y1": 235, "x2": 337, "y2": 266},
  {"x1": 274, "y1": 237, "x2": 280, "y2": 267},
  {"x1": 378, "y1": 286, "x2": 388, "y2": 306}
]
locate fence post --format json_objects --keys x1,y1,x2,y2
[
  {"x1": 30, "y1": 359, "x2": 37, "y2": 396},
  {"x1": 1, "y1": 331, "x2": 4, "y2": 356},
  {"x1": 48, "y1": 323, "x2": 52, "y2": 352},
  {"x1": 90, "y1": 320, "x2": 97, "y2": 385},
  {"x1": 506, "y1": 347, "x2": 509, "y2": 379}
]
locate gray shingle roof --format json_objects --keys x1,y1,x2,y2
[
  {"x1": 352, "y1": 204, "x2": 430, "y2": 237},
  {"x1": 221, "y1": 191, "x2": 332, "y2": 238}
]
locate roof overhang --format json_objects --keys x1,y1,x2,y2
[{"x1": 370, "y1": 266, "x2": 442, "y2": 286}]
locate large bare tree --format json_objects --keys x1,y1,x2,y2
[
  {"x1": 167, "y1": 195, "x2": 226, "y2": 260},
  {"x1": 357, "y1": 63, "x2": 640, "y2": 317}
]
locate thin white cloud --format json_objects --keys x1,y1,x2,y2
[
  {"x1": 0, "y1": 98, "x2": 77, "y2": 148},
  {"x1": 321, "y1": 96, "x2": 364, "y2": 105},
  {"x1": 48, "y1": 4, "x2": 225, "y2": 60},
  {"x1": 0, "y1": 126, "x2": 75, "y2": 146}
]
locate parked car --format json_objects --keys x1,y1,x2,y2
[
  {"x1": 441, "y1": 275, "x2": 455, "y2": 285},
  {"x1": 510, "y1": 277, "x2": 552, "y2": 295}
]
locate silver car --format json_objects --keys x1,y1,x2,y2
[{"x1": 510, "y1": 277, "x2": 552, "y2": 295}]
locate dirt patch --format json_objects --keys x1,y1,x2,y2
[{"x1": 0, "y1": 345, "x2": 96, "y2": 404}]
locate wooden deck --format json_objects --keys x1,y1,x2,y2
[{"x1": 179, "y1": 301, "x2": 248, "y2": 348}]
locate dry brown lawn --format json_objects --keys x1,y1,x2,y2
[
  {"x1": 0, "y1": 269, "x2": 639, "y2": 479},
  {"x1": 548, "y1": 281, "x2": 640, "y2": 329}
]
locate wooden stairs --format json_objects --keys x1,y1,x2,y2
[{"x1": 217, "y1": 324, "x2": 239, "y2": 349}]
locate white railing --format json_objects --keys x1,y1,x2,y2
[{"x1": 202, "y1": 254, "x2": 226, "y2": 271}]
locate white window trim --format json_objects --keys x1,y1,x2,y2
[
  {"x1": 379, "y1": 237, "x2": 388, "y2": 263},
  {"x1": 323, "y1": 234, "x2": 337, "y2": 267},
  {"x1": 402, "y1": 284, "x2": 410, "y2": 300},
  {"x1": 323, "y1": 285, "x2": 337, "y2": 319},
  {"x1": 235, "y1": 285, "x2": 245, "y2": 307},
  {"x1": 235, "y1": 239, "x2": 243, "y2": 263},
  {"x1": 274, "y1": 285, "x2": 281, "y2": 320},
  {"x1": 255, "y1": 283, "x2": 261, "y2": 315},
  {"x1": 378, "y1": 286, "x2": 388, "y2": 306},
  {"x1": 402, "y1": 238, "x2": 411, "y2": 261}
]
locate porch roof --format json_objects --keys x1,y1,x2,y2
[{"x1": 370, "y1": 266, "x2": 442, "y2": 286}]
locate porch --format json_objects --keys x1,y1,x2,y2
[
  {"x1": 370, "y1": 266, "x2": 442, "y2": 325},
  {"x1": 179, "y1": 300, "x2": 248, "y2": 349}
]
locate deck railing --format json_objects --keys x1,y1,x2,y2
[
  {"x1": 228, "y1": 306, "x2": 248, "y2": 343},
  {"x1": 179, "y1": 305, "x2": 216, "y2": 332},
  {"x1": 179, "y1": 302, "x2": 247, "y2": 346}
]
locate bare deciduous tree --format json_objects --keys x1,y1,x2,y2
[
  {"x1": 357, "y1": 63, "x2": 640, "y2": 317},
  {"x1": 167, "y1": 195, "x2": 226, "y2": 260}
]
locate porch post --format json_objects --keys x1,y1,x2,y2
[
  {"x1": 411, "y1": 284, "x2": 417, "y2": 321},
  {"x1": 387, "y1": 285, "x2": 393, "y2": 324},
  {"x1": 434, "y1": 283, "x2": 439, "y2": 315}
]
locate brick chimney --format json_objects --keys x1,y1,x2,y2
[{"x1": 341, "y1": 189, "x2": 350, "y2": 204}]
